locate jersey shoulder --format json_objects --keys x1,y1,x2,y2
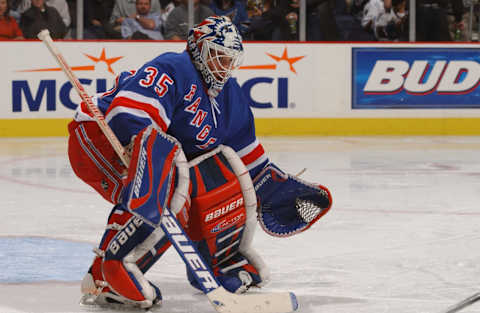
[
  {"x1": 149, "y1": 51, "x2": 198, "y2": 80},
  {"x1": 144, "y1": 50, "x2": 203, "y2": 96}
]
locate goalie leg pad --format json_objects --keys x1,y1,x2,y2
[
  {"x1": 81, "y1": 204, "x2": 165, "y2": 308},
  {"x1": 254, "y1": 163, "x2": 332, "y2": 237},
  {"x1": 121, "y1": 125, "x2": 182, "y2": 225},
  {"x1": 185, "y1": 146, "x2": 268, "y2": 293}
]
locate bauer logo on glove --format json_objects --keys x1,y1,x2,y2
[{"x1": 254, "y1": 164, "x2": 332, "y2": 237}]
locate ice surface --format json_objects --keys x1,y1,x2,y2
[{"x1": 1, "y1": 136, "x2": 480, "y2": 313}]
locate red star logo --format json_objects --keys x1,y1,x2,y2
[
  {"x1": 239, "y1": 47, "x2": 305, "y2": 74},
  {"x1": 84, "y1": 48, "x2": 123, "y2": 75},
  {"x1": 265, "y1": 48, "x2": 305, "y2": 74},
  {"x1": 18, "y1": 48, "x2": 123, "y2": 75}
]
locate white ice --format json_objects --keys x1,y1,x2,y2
[{"x1": 1, "y1": 136, "x2": 480, "y2": 313}]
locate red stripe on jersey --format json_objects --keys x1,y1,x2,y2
[
  {"x1": 240, "y1": 144, "x2": 265, "y2": 167},
  {"x1": 107, "y1": 96, "x2": 168, "y2": 132}
]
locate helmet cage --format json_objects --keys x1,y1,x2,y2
[
  {"x1": 200, "y1": 39, "x2": 244, "y2": 86},
  {"x1": 187, "y1": 15, "x2": 244, "y2": 97}
]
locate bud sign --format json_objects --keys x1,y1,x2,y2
[{"x1": 352, "y1": 48, "x2": 480, "y2": 109}]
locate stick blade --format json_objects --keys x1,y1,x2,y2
[
  {"x1": 207, "y1": 287, "x2": 298, "y2": 313},
  {"x1": 441, "y1": 292, "x2": 480, "y2": 313}
]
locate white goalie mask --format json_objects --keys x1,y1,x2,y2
[{"x1": 187, "y1": 16, "x2": 244, "y2": 97}]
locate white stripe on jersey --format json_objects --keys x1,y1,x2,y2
[
  {"x1": 115, "y1": 90, "x2": 171, "y2": 126},
  {"x1": 106, "y1": 106, "x2": 164, "y2": 131},
  {"x1": 245, "y1": 154, "x2": 268, "y2": 171},
  {"x1": 236, "y1": 139, "x2": 260, "y2": 158}
]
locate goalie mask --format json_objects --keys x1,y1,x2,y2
[{"x1": 187, "y1": 15, "x2": 244, "y2": 97}]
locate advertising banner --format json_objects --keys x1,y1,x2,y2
[
  {"x1": 2, "y1": 41, "x2": 480, "y2": 136},
  {"x1": 352, "y1": 47, "x2": 480, "y2": 109},
  {"x1": 4, "y1": 41, "x2": 318, "y2": 119}
]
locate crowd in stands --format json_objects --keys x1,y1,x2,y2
[{"x1": 0, "y1": 0, "x2": 472, "y2": 41}]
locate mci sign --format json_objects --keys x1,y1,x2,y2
[
  {"x1": 11, "y1": 76, "x2": 290, "y2": 113},
  {"x1": 352, "y1": 48, "x2": 480, "y2": 109},
  {"x1": 10, "y1": 46, "x2": 300, "y2": 115}
]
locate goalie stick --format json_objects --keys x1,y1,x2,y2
[
  {"x1": 37, "y1": 29, "x2": 298, "y2": 313},
  {"x1": 439, "y1": 292, "x2": 480, "y2": 313}
]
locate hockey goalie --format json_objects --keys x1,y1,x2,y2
[{"x1": 66, "y1": 15, "x2": 332, "y2": 309}]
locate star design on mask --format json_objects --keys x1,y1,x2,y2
[
  {"x1": 84, "y1": 48, "x2": 123, "y2": 75},
  {"x1": 266, "y1": 47, "x2": 305, "y2": 74}
]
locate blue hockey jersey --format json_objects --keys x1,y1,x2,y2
[{"x1": 74, "y1": 50, "x2": 268, "y2": 178}]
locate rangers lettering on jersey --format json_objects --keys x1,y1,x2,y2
[{"x1": 364, "y1": 60, "x2": 480, "y2": 94}]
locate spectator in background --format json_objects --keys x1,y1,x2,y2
[
  {"x1": 8, "y1": 0, "x2": 23, "y2": 20},
  {"x1": 164, "y1": 0, "x2": 213, "y2": 39},
  {"x1": 0, "y1": 0, "x2": 24, "y2": 39},
  {"x1": 333, "y1": 0, "x2": 376, "y2": 40},
  {"x1": 306, "y1": 0, "x2": 340, "y2": 40},
  {"x1": 372, "y1": 0, "x2": 407, "y2": 41},
  {"x1": 361, "y1": 0, "x2": 382, "y2": 33},
  {"x1": 109, "y1": 0, "x2": 161, "y2": 38},
  {"x1": 20, "y1": 0, "x2": 66, "y2": 38},
  {"x1": 209, "y1": 0, "x2": 249, "y2": 35},
  {"x1": 284, "y1": 0, "x2": 300, "y2": 39},
  {"x1": 245, "y1": 0, "x2": 293, "y2": 40},
  {"x1": 14, "y1": 0, "x2": 70, "y2": 27},
  {"x1": 159, "y1": 0, "x2": 176, "y2": 23},
  {"x1": 121, "y1": 0, "x2": 163, "y2": 39},
  {"x1": 416, "y1": 0, "x2": 464, "y2": 41},
  {"x1": 82, "y1": 0, "x2": 115, "y2": 39}
]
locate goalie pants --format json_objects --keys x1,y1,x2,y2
[{"x1": 68, "y1": 120, "x2": 126, "y2": 204}]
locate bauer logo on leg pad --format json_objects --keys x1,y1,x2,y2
[
  {"x1": 122, "y1": 126, "x2": 181, "y2": 225},
  {"x1": 108, "y1": 217, "x2": 144, "y2": 255},
  {"x1": 204, "y1": 197, "x2": 244, "y2": 222}
]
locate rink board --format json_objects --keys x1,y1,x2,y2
[{"x1": 2, "y1": 41, "x2": 480, "y2": 136}]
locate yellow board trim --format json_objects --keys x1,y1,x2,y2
[
  {"x1": 0, "y1": 119, "x2": 70, "y2": 137},
  {"x1": 1, "y1": 118, "x2": 480, "y2": 137},
  {"x1": 255, "y1": 118, "x2": 480, "y2": 136}
]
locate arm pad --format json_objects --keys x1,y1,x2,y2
[{"x1": 253, "y1": 163, "x2": 332, "y2": 237}]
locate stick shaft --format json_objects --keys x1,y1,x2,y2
[
  {"x1": 441, "y1": 292, "x2": 480, "y2": 313},
  {"x1": 37, "y1": 29, "x2": 129, "y2": 167}
]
